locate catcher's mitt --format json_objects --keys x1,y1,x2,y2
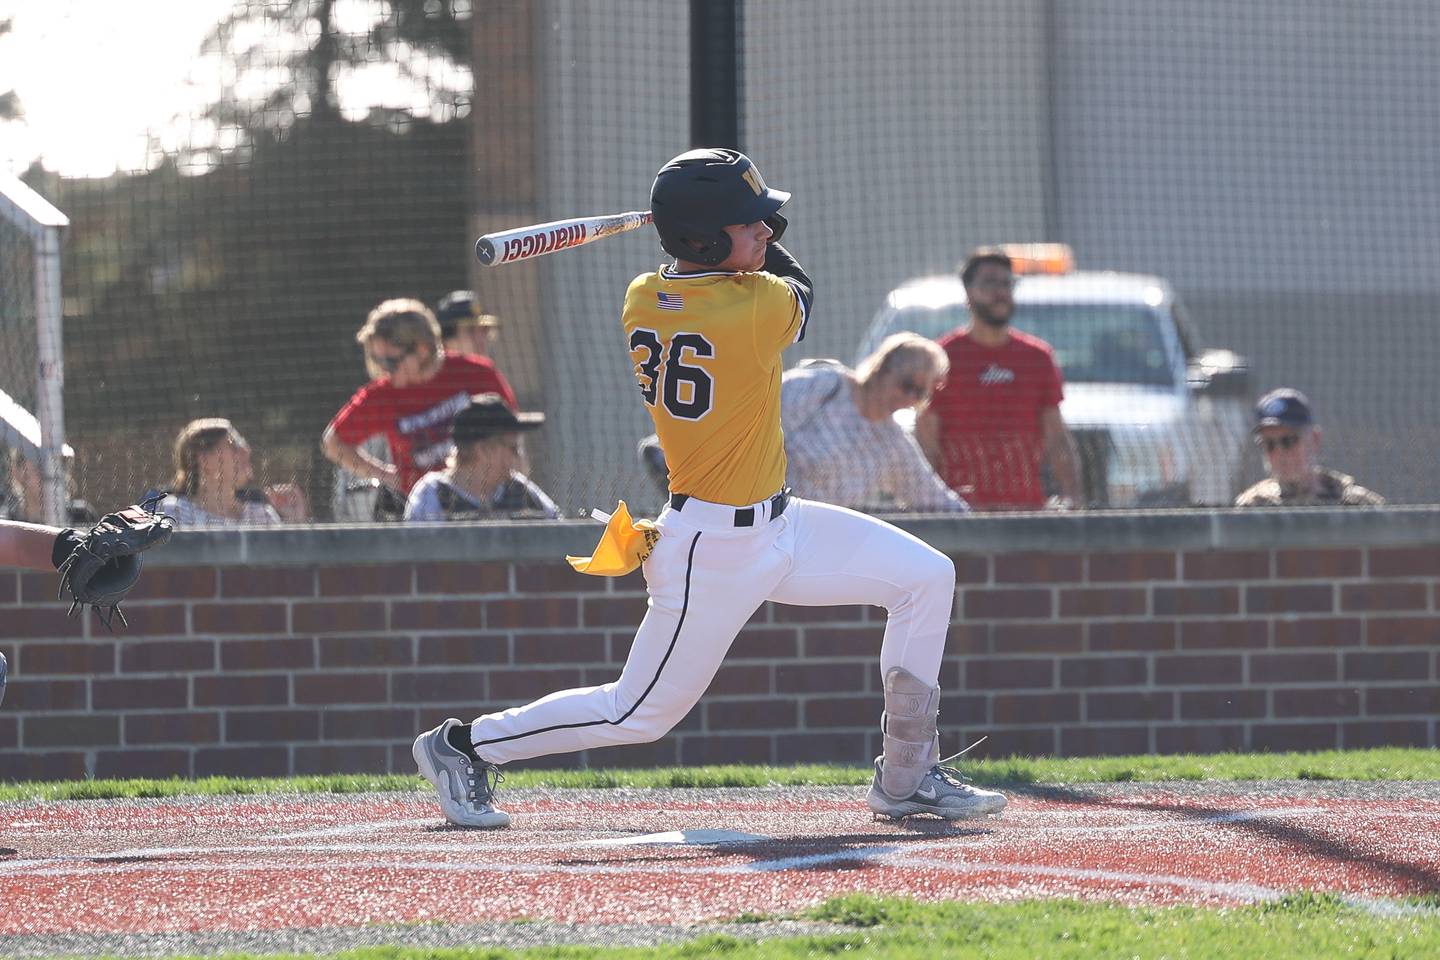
[{"x1": 56, "y1": 495, "x2": 175, "y2": 630}]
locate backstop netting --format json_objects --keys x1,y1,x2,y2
[{"x1": 4, "y1": 0, "x2": 1437, "y2": 522}]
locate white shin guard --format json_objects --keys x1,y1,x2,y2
[{"x1": 878, "y1": 666, "x2": 941, "y2": 799}]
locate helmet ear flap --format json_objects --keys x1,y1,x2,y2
[{"x1": 667, "y1": 227, "x2": 732, "y2": 267}]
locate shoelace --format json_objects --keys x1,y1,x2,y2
[
  {"x1": 462, "y1": 757, "x2": 505, "y2": 806},
  {"x1": 930, "y1": 736, "x2": 989, "y2": 792}
]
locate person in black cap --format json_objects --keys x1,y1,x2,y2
[
  {"x1": 435, "y1": 290, "x2": 501, "y2": 359},
  {"x1": 1234, "y1": 388, "x2": 1385, "y2": 507},
  {"x1": 403, "y1": 393, "x2": 559, "y2": 521}
]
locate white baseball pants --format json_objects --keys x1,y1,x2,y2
[{"x1": 470, "y1": 494, "x2": 956, "y2": 765}]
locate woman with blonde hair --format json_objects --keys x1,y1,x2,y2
[{"x1": 162, "y1": 419, "x2": 308, "y2": 527}]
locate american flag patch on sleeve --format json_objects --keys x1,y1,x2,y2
[{"x1": 656, "y1": 291, "x2": 684, "y2": 312}]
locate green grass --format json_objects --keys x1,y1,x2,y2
[
  {"x1": 41, "y1": 894, "x2": 1439, "y2": 959},
  {"x1": 1, "y1": 747, "x2": 1437, "y2": 802}
]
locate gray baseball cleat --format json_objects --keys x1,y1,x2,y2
[
  {"x1": 413, "y1": 718, "x2": 511, "y2": 829},
  {"x1": 866, "y1": 752, "x2": 1008, "y2": 820}
]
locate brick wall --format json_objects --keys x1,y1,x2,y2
[{"x1": 2, "y1": 511, "x2": 1438, "y2": 780}]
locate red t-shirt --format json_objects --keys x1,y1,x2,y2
[
  {"x1": 328, "y1": 354, "x2": 517, "y2": 494},
  {"x1": 929, "y1": 328, "x2": 1064, "y2": 509}
]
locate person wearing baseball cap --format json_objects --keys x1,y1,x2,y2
[
  {"x1": 1234, "y1": 388, "x2": 1385, "y2": 507},
  {"x1": 403, "y1": 393, "x2": 559, "y2": 521},
  {"x1": 435, "y1": 290, "x2": 501, "y2": 359}
]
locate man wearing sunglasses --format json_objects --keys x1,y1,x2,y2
[{"x1": 1234, "y1": 388, "x2": 1384, "y2": 507}]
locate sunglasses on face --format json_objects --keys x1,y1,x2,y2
[
  {"x1": 897, "y1": 378, "x2": 934, "y2": 400},
  {"x1": 370, "y1": 347, "x2": 415, "y2": 372},
  {"x1": 969, "y1": 276, "x2": 1016, "y2": 292},
  {"x1": 1256, "y1": 432, "x2": 1302, "y2": 453}
]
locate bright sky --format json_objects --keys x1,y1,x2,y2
[{"x1": 0, "y1": 0, "x2": 471, "y2": 178}]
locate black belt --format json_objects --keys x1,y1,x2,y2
[{"x1": 669, "y1": 488, "x2": 790, "y2": 527}]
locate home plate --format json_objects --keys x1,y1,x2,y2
[{"x1": 578, "y1": 829, "x2": 769, "y2": 847}]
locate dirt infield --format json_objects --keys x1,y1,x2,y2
[{"x1": 2, "y1": 782, "x2": 1438, "y2": 955}]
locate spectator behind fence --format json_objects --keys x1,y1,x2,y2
[
  {"x1": 916, "y1": 246, "x2": 1082, "y2": 510},
  {"x1": 161, "y1": 418, "x2": 309, "y2": 527},
  {"x1": 435, "y1": 290, "x2": 501, "y2": 359},
  {"x1": 405, "y1": 393, "x2": 558, "y2": 521},
  {"x1": 1234, "y1": 388, "x2": 1385, "y2": 507},
  {"x1": 1, "y1": 447, "x2": 96, "y2": 525},
  {"x1": 322, "y1": 298, "x2": 517, "y2": 513}
]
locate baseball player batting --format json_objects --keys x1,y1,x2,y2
[{"x1": 412, "y1": 148, "x2": 1007, "y2": 827}]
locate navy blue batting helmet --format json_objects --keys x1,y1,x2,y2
[{"x1": 650, "y1": 149, "x2": 790, "y2": 266}]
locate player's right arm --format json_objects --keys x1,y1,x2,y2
[{"x1": 761, "y1": 242, "x2": 813, "y2": 343}]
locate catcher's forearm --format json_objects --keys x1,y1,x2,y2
[{"x1": 0, "y1": 520, "x2": 73, "y2": 572}]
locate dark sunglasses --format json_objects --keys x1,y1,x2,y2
[
  {"x1": 897, "y1": 377, "x2": 934, "y2": 400},
  {"x1": 370, "y1": 346, "x2": 415, "y2": 372},
  {"x1": 1256, "y1": 433, "x2": 1302, "y2": 453}
]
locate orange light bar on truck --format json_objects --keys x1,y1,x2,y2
[{"x1": 1000, "y1": 243, "x2": 1075, "y2": 275}]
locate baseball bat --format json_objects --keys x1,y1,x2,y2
[{"x1": 475, "y1": 210, "x2": 653, "y2": 267}]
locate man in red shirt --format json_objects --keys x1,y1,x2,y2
[
  {"x1": 323, "y1": 299, "x2": 517, "y2": 503},
  {"x1": 916, "y1": 248, "x2": 1081, "y2": 510}
]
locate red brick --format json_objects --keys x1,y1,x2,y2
[
  {"x1": 770, "y1": 603, "x2": 866, "y2": 624},
  {"x1": 21, "y1": 641, "x2": 115, "y2": 674},
  {"x1": 1060, "y1": 657, "x2": 1147, "y2": 688},
  {"x1": 681, "y1": 735, "x2": 773, "y2": 765},
  {"x1": 1154, "y1": 586, "x2": 1240, "y2": 617},
  {"x1": 4, "y1": 607, "x2": 84, "y2": 638},
  {"x1": 1183, "y1": 550, "x2": 1270, "y2": 581},
  {"x1": 1366, "y1": 617, "x2": 1440, "y2": 647},
  {"x1": 417, "y1": 634, "x2": 509, "y2": 666},
  {"x1": 585, "y1": 740, "x2": 680, "y2": 768},
  {"x1": 3, "y1": 678, "x2": 86, "y2": 711},
  {"x1": 514, "y1": 632, "x2": 607, "y2": 664},
  {"x1": 993, "y1": 693, "x2": 1078, "y2": 724},
  {"x1": 488, "y1": 668, "x2": 583, "y2": 700},
  {"x1": 1370, "y1": 547, "x2": 1440, "y2": 578},
  {"x1": 1250, "y1": 652, "x2": 1338, "y2": 683},
  {"x1": 0, "y1": 717, "x2": 15, "y2": 748},
  {"x1": 965, "y1": 658, "x2": 1054, "y2": 690},
  {"x1": 777, "y1": 663, "x2": 865, "y2": 694},
  {"x1": 515, "y1": 563, "x2": 606, "y2": 593},
  {"x1": 194, "y1": 603, "x2": 289, "y2": 635},
  {"x1": 1060, "y1": 725, "x2": 1150, "y2": 757},
  {"x1": 25, "y1": 714, "x2": 119, "y2": 747},
  {"x1": 227, "y1": 709, "x2": 321, "y2": 742},
  {"x1": 320, "y1": 634, "x2": 415, "y2": 667},
  {"x1": 391, "y1": 670, "x2": 490, "y2": 703},
  {"x1": 1155, "y1": 654, "x2": 1243, "y2": 685},
  {"x1": 1344, "y1": 652, "x2": 1429, "y2": 682},
  {"x1": 1245, "y1": 585, "x2": 1333, "y2": 615},
  {"x1": 1060, "y1": 588, "x2": 1146, "y2": 618},
  {"x1": 294, "y1": 673, "x2": 388, "y2": 705},
  {"x1": 802, "y1": 628, "x2": 876, "y2": 658},
  {"x1": 1363, "y1": 686, "x2": 1440, "y2": 716},
  {"x1": 1087, "y1": 691, "x2": 1174, "y2": 722},
  {"x1": 708, "y1": 664, "x2": 771, "y2": 695},
  {"x1": 1342, "y1": 720, "x2": 1431, "y2": 748},
  {"x1": 125, "y1": 567, "x2": 217, "y2": 600},
  {"x1": 290, "y1": 601, "x2": 386, "y2": 634},
  {"x1": 1341, "y1": 583, "x2": 1428, "y2": 613},
  {"x1": 1180, "y1": 619, "x2": 1269, "y2": 650},
  {"x1": 95, "y1": 749, "x2": 191, "y2": 779},
  {"x1": 1252, "y1": 723, "x2": 1339, "y2": 752},
  {"x1": 995, "y1": 552, "x2": 1083, "y2": 584},
  {"x1": 416, "y1": 561, "x2": 510, "y2": 594},
  {"x1": 18, "y1": 572, "x2": 56, "y2": 603},
  {"x1": 945, "y1": 622, "x2": 991, "y2": 655},
  {"x1": 319, "y1": 565, "x2": 412, "y2": 597},
  {"x1": 1274, "y1": 687, "x2": 1359, "y2": 718},
  {"x1": 194, "y1": 674, "x2": 288, "y2": 707},
  {"x1": 295, "y1": 745, "x2": 389, "y2": 775},
  {"x1": 126, "y1": 712, "x2": 219, "y2": 745},
  {"x1": 121, "y1": 639, "x2": 215, "y2": 673},
  {"x1": 1089, "y1": 620, "x2": 1177, "y2": 652},
  {"x1": 776, "y1": 732, "x2": 865, "y2": 763},
  {"x1": 964, "y1": 588, "x2": 1052, "y2": 620},
  {"x1": 709, "y1": 698, "x2": 798, "y2": 730},
  {"x1": 1155, "y1": 724, "x2": 1245, "y2": 754},
  {"x1": 0, "y1": 572, "x2": 15, "y2": 603},
  {"x1": 117, "y1": 605, "x2": 189, "y2": 636},
  {"x1": 486, "y1": 597, "x2": 578, "y2": 629},
  {"x1": 582, "y1": 596, "x2": 649, "y2": 628},
  {"x1": 195, "y1": 746, "x2": 290, "y2": 777},
  {"x1": 0, "y1": 751, "x2": 86, "y2": 780},
  {"x1": 221, "y1": 567, "x2": 317, "y2": 598},
  {"x1": 322, "y1": 708, "x2": 418, "y2": 741},
  {"x1": 966, "y1": 726, "x2": 1056, "y2": 757},
  {"x1": 1088, "y1": 551, "x2": 1177, "y2": 583},
  {"x1": 389, "y1": 600, "x2": 485, "y2": 631},
  {"x1": 1276, "y1": 548, "x2": 1362, "y2": 579},
  {"x1": 950, "y1": 554, "x2": 990, "y2": 584},
  {"x1": 992, "y1": 623, "x2": 1083, "y2": 654},
  {"x1": 938, "y1": 693, "x2": 988, "y2": 723},
  {"x1": 1274, "y1": 618, "x2": 1361, "y2": 648},
  {"x1": 798, "y1": 696, "x2": 878, "y2": 729},
  {"x1": 729, "y1": 627, "x2": 800, "y2": 659},
  {"x1": 93, "y1": 676, "x2": 188, "y2": 710},
  {"x1": 221, "y1": 637, "x2": 315, "y2": 671}
]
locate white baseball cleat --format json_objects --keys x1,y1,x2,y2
[
  {"x1": 866, "y1": 753, "x2": 1008, "y2": 820},
  {"x1": 413, "y1": 718, "x2": 511, "y2": 829}
]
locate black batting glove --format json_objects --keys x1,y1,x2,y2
[{"x1": 765, "y1": 212, "x2": 788, "y2": 244}]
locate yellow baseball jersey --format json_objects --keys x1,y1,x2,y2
[{"x1": 624, "y1": 264, "x2": 811, "y2": 506}]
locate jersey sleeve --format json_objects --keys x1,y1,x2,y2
[
  {"x1": 759, "y1": 242, "x2": 813, "y2": 350},
  {"x1": 327, "y1": 386, "x2": 385, "y2": 446},
  {"x1": 1041, "y1": 346, "x2": 1065, "y2": 407}
]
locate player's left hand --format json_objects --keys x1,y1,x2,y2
[{"x1": 55, "y1": 495, "x2": 175, "y2": 630}]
